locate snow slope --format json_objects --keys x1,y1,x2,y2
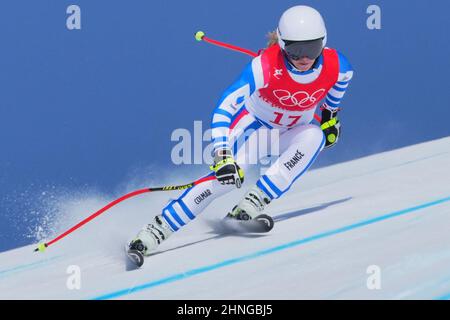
[{"x1": 1, "y1": 137, "x2": 450, "y2": 300}]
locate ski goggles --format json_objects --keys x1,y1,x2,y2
[{"x1": 282, "y1": 37, "x2": 324, "y2": 61}]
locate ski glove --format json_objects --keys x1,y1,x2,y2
[
  {"x1": 210, "y1": 149, "x2": 244, "y2": 188},
  {"x1": 320, "y1": 106, "x2": 341, "y2": 149}
]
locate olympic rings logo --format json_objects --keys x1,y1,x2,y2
[{"x1": 272, "y1": 89, "x2": 326, "y2": 109}]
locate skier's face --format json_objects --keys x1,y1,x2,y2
[
  {"x1": 289, "y1": 56, "x2": 315, "y2": 72},
  {"x1": 282, "y1": 37, "x2": 324, "y2": 71}
]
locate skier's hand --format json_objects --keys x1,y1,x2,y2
[
  {"x1": 210, "y1": 149, "x2": 244, "y2": 188},
  {"x1": 320, "y1": 106, "x2": 341, "y2": 149}
]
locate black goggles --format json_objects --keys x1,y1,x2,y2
[{"x1": 282, "y1": 38, "x2": 324, "y2": 61}]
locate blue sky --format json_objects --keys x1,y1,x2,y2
[{"x1": 0, "y1": 0, "x2": 449, "y2": 252}]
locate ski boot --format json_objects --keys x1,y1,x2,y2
[
  {"x1": 225, "y1": 185, "x2": 274, "y2": 232},
  {"x1": 127, "y1": 214, "x2": 174, "y2": 266},
  {"x1": 227, "y1": 185, "x2": 271, "y2": 220}
]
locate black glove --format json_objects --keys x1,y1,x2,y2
[
  {"x1": 210, "y1": 149, "x2": 244, "y2": 188},
  {"x1": 320, "y1": 106, "x2": 341, "y2": 148}
]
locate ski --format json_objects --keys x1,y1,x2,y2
[
  {"x1": 126, "y1": 249, "x2": 145, "y2": 268},
  {"x1": 219, "y1": 214, "x2": 275, "y2": 234}
]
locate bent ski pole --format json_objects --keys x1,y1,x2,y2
[
  {"x1": 194, "y1": 31, "x2": 322, "y2": 123},
  {"x1": 195, "y1": 31, "x2": 258, "y2": 58},
  {"x1": 34, "y1": 175, "x2": 216, "y2": 253}
]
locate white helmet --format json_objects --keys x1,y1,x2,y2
[{"x1": 277, "y1": 5, "x2": 327, "y2": 52}]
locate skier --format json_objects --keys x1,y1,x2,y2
[{"x1": 128, "y1": 5, "x2": 354, "y2": 259}]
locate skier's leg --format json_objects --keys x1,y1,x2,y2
[
  {"x1": 130, "y1": 109, "x2": 263, "y2": 255},
  {"x1": 258, "y1": 124, "x2": 325, "y2": 200},
  {"x1": 160, "y1": 111, "x2": 263, "y2": 228},
  {"x1": 128, "y1": 171, "x2": 233, "y2": 256},
  {"x1": 229, "y1": 124, "x2": 325, "y2": 219}
]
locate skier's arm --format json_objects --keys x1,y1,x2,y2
[
  {"x1": 323, "y1": 50, "x2": 354, "y2": 111},
  {"x1": 321, "y1": 51, "x2": 354, "y2": 148},
  {"x1": 210, "y1": 59, "x2": 261, "y2": 152},
  {"x1": 209, "y1": 59, "x2": 263, "y2": 187}
]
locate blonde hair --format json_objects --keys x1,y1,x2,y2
[{"x1": 266, "y1": 30, "x2": 278, "y2": 47}]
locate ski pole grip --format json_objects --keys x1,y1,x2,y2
[
  {"x1": 195, "y1": 31, "x2": 205, "y2": 41},
  {"x1": 34, "y1": 243, "x2": 48, "y2": 253}
]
